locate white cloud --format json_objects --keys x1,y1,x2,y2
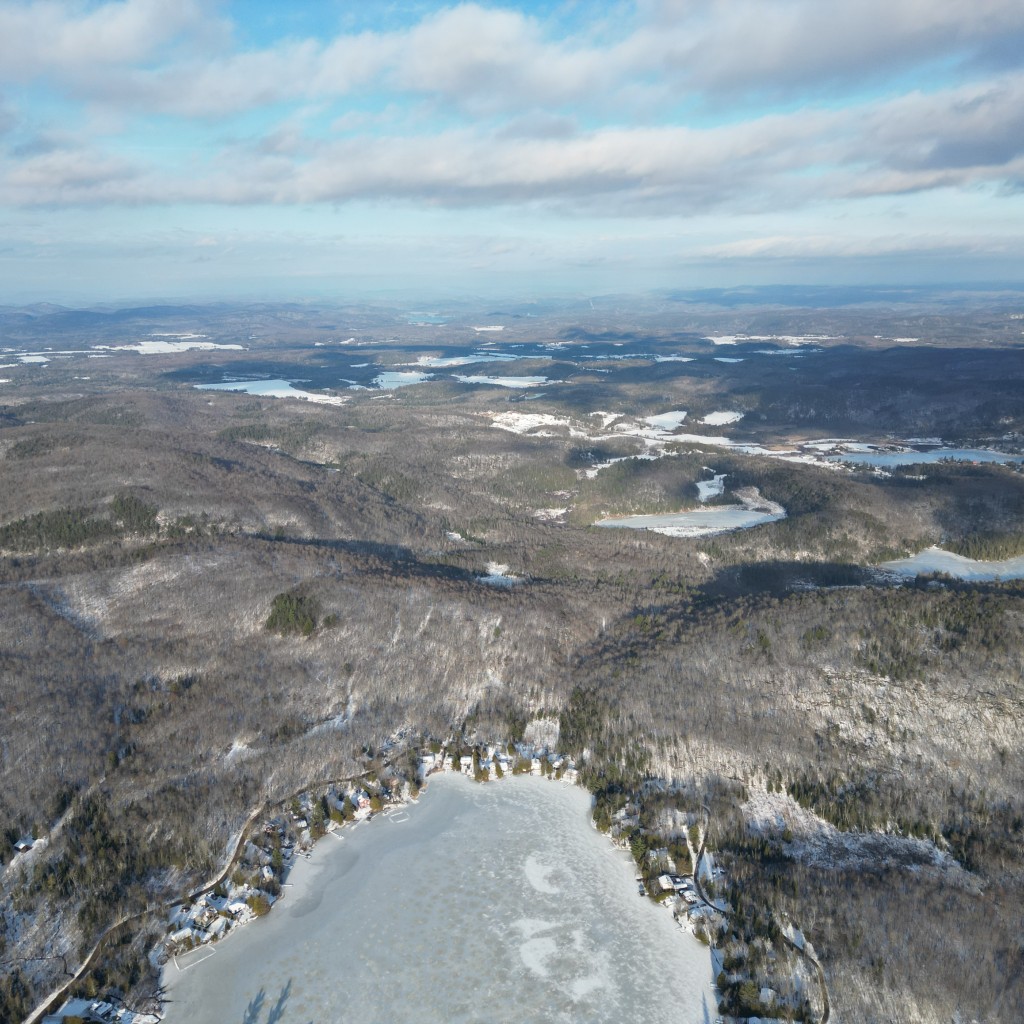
[
  {"x1": 628, "y1": 0, "x2": 1024, "y2": 95},
  {"x1": 0, "y1": 0, "x2": 218, "y2": 80},
  {"x1": 5, "y1": 70, "x2": 1024, "y2": 213}
]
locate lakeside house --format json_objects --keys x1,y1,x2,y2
[{"x1": 43, "y1": 995, "x2": 159, "y2": 1024}]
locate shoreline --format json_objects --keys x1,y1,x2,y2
[
  {"x1": 161, "y1": 764, "x2": 578, "y2": 996},
  {"x1": 158, "y1": 769, "x2": 719, "y2": 1024}
]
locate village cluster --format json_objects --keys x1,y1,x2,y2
[{"x1": 157, "y1": 741, "x2": 580, "y2": 964}]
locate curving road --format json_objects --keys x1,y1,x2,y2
[
  {"x1": 19, "y1": 762, "x2": 385, "y2": 1024},
  {"x1": 692, "y1": 804, "x2": 831, "y2": 1024}
]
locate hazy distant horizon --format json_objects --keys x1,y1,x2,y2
[{"x1": 4, "y1": 281, "x2": 1024, "y2": 313}]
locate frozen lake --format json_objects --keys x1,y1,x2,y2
[
  {"x1": 878, "y1": 545, "x2": 1024, "y2": 580},
  {"x1": 195, "y1": 379, "x2": 346, "y2": 405},
  {"x1": 830, "y1": 447, "x2": 1024, "y2": 467},
  {"x1": 595, "y1": 504, "x2": 784, "y2": 538},
  {"x1": 163, "y1": 774, "x2": 715, "y2": 1024}
]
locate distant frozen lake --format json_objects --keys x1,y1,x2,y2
[
  {"x1": 830, "y1": 448, "x2": 1024, "y2": 467},
  {"x1": 372, "y1": 370, "x2": 432, "y2": 389},
  {"x1": 412, "y1": 352, "x2": 519, "y2": 367},
  {"x1": 878, "y1": 546, "x2": 1024, "y2": 580},
  {"x1": 163, "y1": 774, "x2": 715, "y2": 1024},
  {"x1": 595, "y1": 504, "x2": 784, "y2": 538},
  {"x1": 195, "y1": 379, "x2": 346, "y2": 405},
  {"x1": 454, "y1": 374, "x2": 550, "y2": 388}
]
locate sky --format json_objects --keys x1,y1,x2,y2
[{"x1": 1, "y1": 0, "x2": 1023, "y2": 303}]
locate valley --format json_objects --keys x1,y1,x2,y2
[{"x1": 1, "y1": 293, "x2": 1023, "y2": 1023}]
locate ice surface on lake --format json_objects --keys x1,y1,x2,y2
[
  {"x1": 163, "y1": 775, "x2": 715, "y2": 1024},
  {"x1": 107, "y1": 341, "x2": 244, "y2": 354},
  {"x1": 879, "y1": 546, "x2": 1024, "y2": 580},
  {"x1": 195, "y1": 379, "x2": 347, "y2": 405},
  {"x1": 830, "y1": 448, "x2": 1024, "y2": 467},
  {"x1": 372, "y1": 370, "x2": 432, "y2": 389},
  {"x1": 596, "y1": 505, "x2": 784, "y2": 537},
  {"x1": 412, "y1": 352, "x2": 519, "y2": 367},
  {"x1": 454, "y1": 375, "x2": 550, "y2": 388}
]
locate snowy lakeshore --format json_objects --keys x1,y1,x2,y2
[{"x1": 160, "y1": 772, "x2": 717, "y2": 1024}]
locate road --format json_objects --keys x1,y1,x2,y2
[{"x1": 692, "y1": 804, "x2": 831, "y2": 1024}]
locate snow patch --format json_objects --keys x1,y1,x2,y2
[
  {"x1": 644, "y1": 410, "x2": 688, "y2": 430},
  {"x1": 477, "y1": 562, "x2": 523, "y2": 587},
  {"x1": 701, "y1": 411, "x2": 742, "y2": 426}
]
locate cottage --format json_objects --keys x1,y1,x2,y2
[
  {"x1": 49, "y1": 998, "x2": 93, "y2": 1021},
  {"x1": 169, "y1": 925, "x2": 200, "y2": 948}
]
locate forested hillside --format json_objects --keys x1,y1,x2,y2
[{"x1": 2, "y1": 302, "x2": 1023, "y2": 1022}]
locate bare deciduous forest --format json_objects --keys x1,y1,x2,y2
[{"x1": 1, "y1": 299, "x2": 1023, "y2": 1023}]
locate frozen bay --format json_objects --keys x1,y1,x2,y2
[{"x1": 163, "y1": 773, "x2": 715, "y2": 1024}]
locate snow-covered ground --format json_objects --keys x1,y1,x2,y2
[
  {"x1": 707, "y1": 334, "x2": 833, "y2": 346},
  {"x1": 583, "y1": 452, "x2": 669, "y2": 479},
  {"x1": 700, "y1": 411, "x2": 743, "y2": 426},
  {"x1": 696, "y1": 473, "x2": 726, "y2": 502},
  {"x1": 477, "y1": 562, "x2": 524, "y2": 587},
  {"x1": 490, "y1": 411, "x2": 590, "y2": 437},
  {"x1": 644, "y1": 411, "x2": 688, "y2": 430},
  {"x1": 742, "y1": 788, "x2": 975, "y2": 885}
]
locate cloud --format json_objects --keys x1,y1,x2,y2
[
  {"x1": 697, "y1": 233, "x2": 1022, "y2": 261},
  {"x1": 0, "y1": 1, "x2": 1023, "y2": 228},
  {"x1": 629, "y1": 0, "x2": 1024, "y2": 96},
  {"x1": 0, "y1": 0, "x2": 219, "y2": 81},
  {"x1": 3, "y1": 144, "x2": 140, "y2": 203},
  {"x1": 4, "y1": 70, "x2": 1024, "y2": 214},
  {"x1": 4, "y1": 1, "x2": 1024, "y2": 122}
]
